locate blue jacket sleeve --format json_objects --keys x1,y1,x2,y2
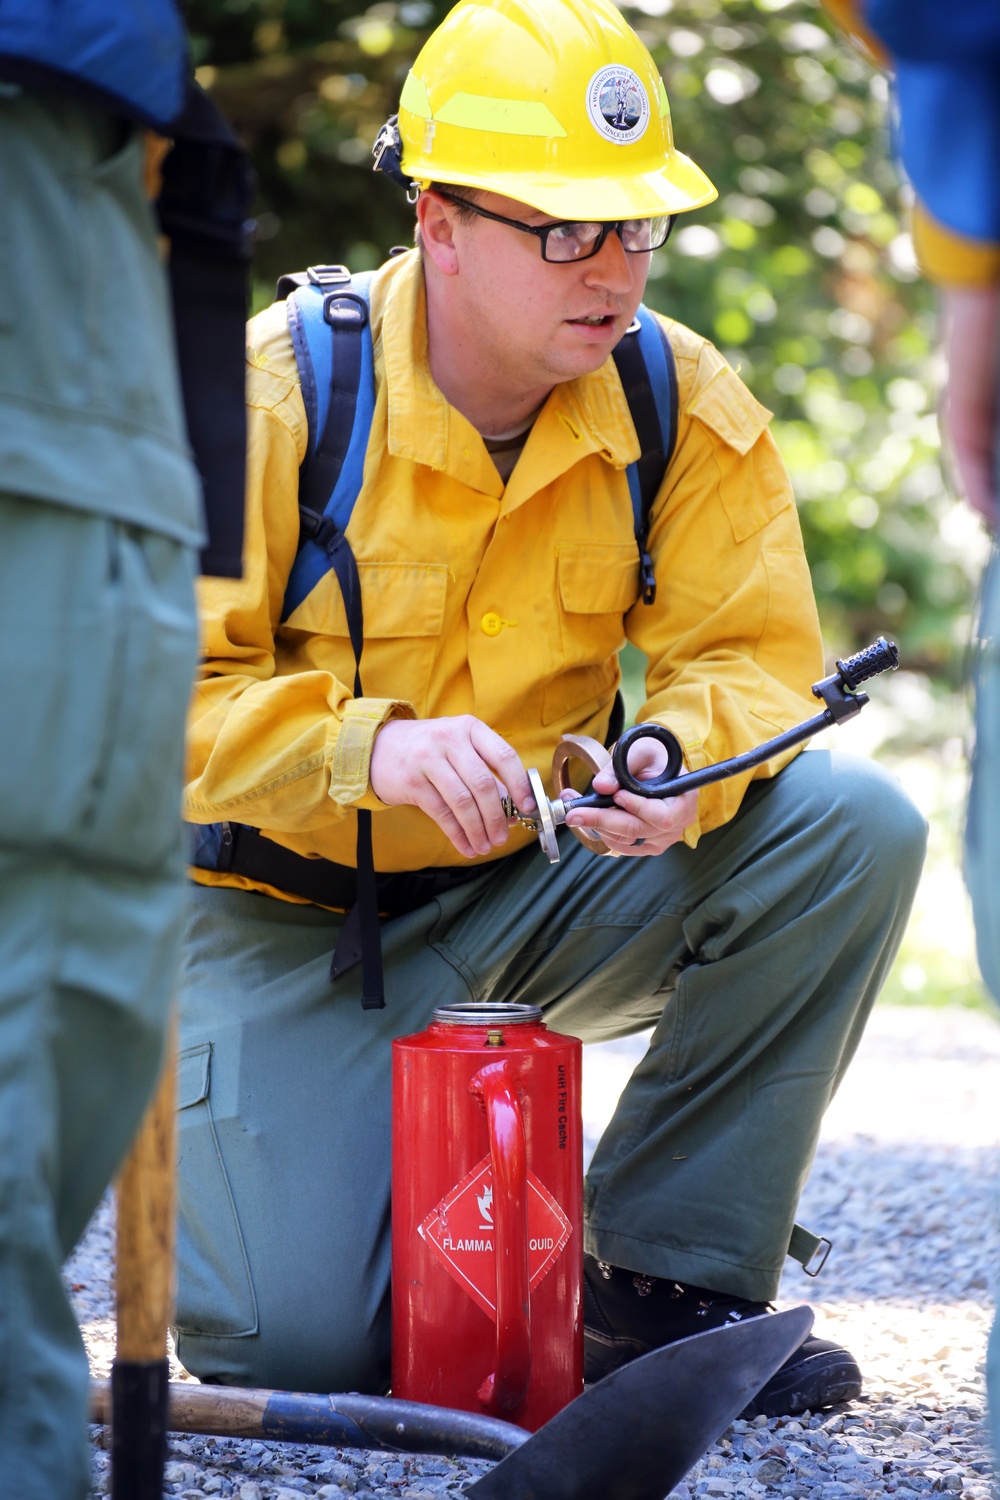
[
  {"x1": 866, "y1": 0, "x2": 1000, "y2": 61},
  {"x1": 864, "y1": 1, "x2": 1000, "y2": 246}
]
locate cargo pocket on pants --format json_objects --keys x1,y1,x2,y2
[{"x1": 174, "y1": 1042, "x2": 259, "y2": 1338}]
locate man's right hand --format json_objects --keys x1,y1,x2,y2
[{"x1": 369, "y1": 716, "x2": 536, "y2": 859}]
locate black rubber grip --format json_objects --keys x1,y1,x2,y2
[{"x1": 836, "y1": 636, "x2": 898, "y2": 690}]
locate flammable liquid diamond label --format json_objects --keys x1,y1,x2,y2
[{"x1": 417, "y1": 1154, "x2": 572, "y2": 1321}]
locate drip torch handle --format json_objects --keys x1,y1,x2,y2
[
  {"x1": 470, "y1": 1061, "x2": 532, "y2": 1416},
  {"x1": 560, "y1": 637, "x2": 900, "y2": 807},
  {"x1": 507, "y1": 638, "x2": 901, "y2": 864},
  {"x1": 835, "y1": 635, "x2": 899, "y2": 690}
]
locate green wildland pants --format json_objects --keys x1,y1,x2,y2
[
  {"x1": 0, "y1": 497, "x2": 197, "y2": 1499},
  {"x1": 965, "y1": 542, "x2": 1000, "y2": 1473},
  {"x1": 0, "y1": 87, "x2": 200, "y2": 1500},
  {"x1": 175, "y1": 749, "x2": 926, "y2": 1396}
]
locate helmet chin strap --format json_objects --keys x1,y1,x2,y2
[{"x1": 372, "y1": 115, "x2": 412, "y2": 191}]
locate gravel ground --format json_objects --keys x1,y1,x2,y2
[{"x1": 75, "y1": 1004, "x2": 1000, "y2": 1499}]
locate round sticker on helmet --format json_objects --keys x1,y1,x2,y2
[{"x1": 586, "y1": 66, "x2": 650, "y2": 145}]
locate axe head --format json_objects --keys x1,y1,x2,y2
[{"x1": 468, "y1": 1304, "x2": 814, "y2": 1500}]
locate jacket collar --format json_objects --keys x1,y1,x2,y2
[{"x1": 372, "y1": 251, "x2": 641, "y2": 511}]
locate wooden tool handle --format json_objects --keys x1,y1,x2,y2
[
  {"x1": 116, "y1": 1012, "x2": 176, "y2": 1360},
  {"x1": 110, "y1": 1012, "x2": 177, "y2": 1500}
]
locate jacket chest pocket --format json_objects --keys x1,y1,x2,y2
[
  {"x1": 282, "y1": 561, "x2": 448, "y2": 710},
  {"x1": 557, "y1": 542, "x2": 637, "y2": 660},
  {"x1": 544, "y1": 543, "x2": 637, "y2": 725}
]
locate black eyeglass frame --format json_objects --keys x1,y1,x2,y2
[{"x1": 432, "y1": 188, "x2": 677, "y2": 262}]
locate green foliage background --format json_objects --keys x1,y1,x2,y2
[{"x1": 185, "y1": 0, "x2": 982, "y2": 677}]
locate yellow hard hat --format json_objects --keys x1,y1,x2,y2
[{"x1": 378, "y1": 0, "x2": 716, "y2": 221}]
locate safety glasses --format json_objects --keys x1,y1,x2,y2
[{"x1": 433, "y1": 188, "x2": 676, "y2": 263}]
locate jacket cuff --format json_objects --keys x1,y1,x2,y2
[
  {"x1": 912, "y1": 202, "x2": 1000, "y2": 288},
  {"x1": 329, "y1": 698, "x2": 416, "y2": 809}
]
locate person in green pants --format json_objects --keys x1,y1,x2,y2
[
  {"x1": 0, "y1": 74, "x2": 201, "y2": 1500},
  {"x1": 823, "y1": 0, "x2": 1000, "y2": 1473},
  {"x1": 179, "y1": 0, "x2": 926, "y2": 1420}
]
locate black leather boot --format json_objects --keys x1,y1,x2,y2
[{"x1": 583, "y1": 1255, "x2": 862, "y2": 1417}]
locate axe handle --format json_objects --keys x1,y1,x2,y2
[
  {"x1": 110, "y1": 1011, "x2": 177, "y2": 1500},
  {"x1": 90, "y1": 1377, "x2": 528, "y2": 1461}
]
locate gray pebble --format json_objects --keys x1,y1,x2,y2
[
  {"x1": 167, "y1": 1463, "x2": 204, "y2": 1487},
  {"x1": 754, "y1": 1458, "x2": 789, "y2": 1485}
]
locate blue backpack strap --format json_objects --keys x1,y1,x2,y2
[
  {"x1": 279, "y1": 265, "x2": 377, "y2": 622},
  {"x1": 190, "y1": 263, "x2": 385, "y2": 1007},
  {"x1": 611, "y1": 304, "x2": 679, "y2": 606},
  {"x1": 276, "y1": 265, "x2": 384, "y2": 1009}
]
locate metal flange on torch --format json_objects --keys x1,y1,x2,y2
[{"x1": 504, "y1": 637, "x2": 899, "y2": 864}]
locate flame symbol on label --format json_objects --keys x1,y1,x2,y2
[{"x1": 477, "y1": 1184, "x2": 493, "y2": 1228}]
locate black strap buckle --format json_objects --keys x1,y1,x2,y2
[
  {"x1": 802, "y1": 1236, "x2": 833, "y2": 1278},
  {"x1": 298, "y1": 505, "x2": 340, "y2": 551},
  {"x1": 323, "y1": 290, "x2": 370, "y2": 332},
  {"x1": 307, "y1": 263, "x2": 351, "y2": 289},
  {"x1": 218, "y1": 821, "x2": 235, "y2": 870},
  {"x1": 372, "y1": 115, "x2": 410, "y2": 190},
  {"x1": 640, "y1": 549, "x2": 657, "y2": 605}
]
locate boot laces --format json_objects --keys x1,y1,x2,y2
[{"x1": 595, "y1": 1261, "x2": 771, "y2": 1323}]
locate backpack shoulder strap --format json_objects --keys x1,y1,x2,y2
[
  {"x1": 277, "y1": 264, "x2": 377, "y2": 622},
  {"x1": 273, "y1": 264, "x2": 384, "y2": 1009},
  {"x1": 611, "y1": 305, "x2": 679, "y2": 606}
]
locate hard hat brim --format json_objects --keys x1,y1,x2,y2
[{"x1": 412, "y1": 149, "x2": 717, "y2": 222}]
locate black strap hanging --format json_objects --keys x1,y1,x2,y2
[
  {"x1": 302, "y1": 510, "x2": 384, "y2": 1009},
  {"x1": 157, "y1": 80, "x2": 256, "y2": 579}
]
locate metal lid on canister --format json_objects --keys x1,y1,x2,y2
[{"x1": 432, "y1": 1002, "x2": 544, "y2": 1026}]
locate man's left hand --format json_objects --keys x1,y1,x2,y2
[{"x1": 562, "y1": 735, "x2": 698, "y2": 856}]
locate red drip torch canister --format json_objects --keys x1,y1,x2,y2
[{"x1": 392, "y1": 1002, "x2": 583, "y2": 1432}]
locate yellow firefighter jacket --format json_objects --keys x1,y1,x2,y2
[{"x1": 185, "y1": 249, "x2": 823, "y2": 893}]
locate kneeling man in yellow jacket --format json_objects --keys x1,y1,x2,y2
[{"x1": 179, "y1": 0, "x2": 925, "y2": 1416}]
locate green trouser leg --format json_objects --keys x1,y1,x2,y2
[
  {"x1": 966, "y1": 547, "x2": 1000, "y2": 1005},
  {"x1": 0, "y1": 497, "x2": 198, "y2": 1500},
  {"x1": 965, "y1": 544, "x2": 1000, "y2": 1477},
  {"x1": 176, "y1": 749, "x2": 924, "y2": 1395},
  {"x1": 965, "y1": 405, "x2": 1000, "y2": 1479}
]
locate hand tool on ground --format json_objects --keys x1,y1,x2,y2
[
  {"x1": 92, "y1": 1304, "x2": 813, "y2": 1500},
  {"x1": 108, "y1": 1014, "x2": 176, "y2": 1500},
  {"x1": 504, "y1": 636, "x2": 900, "y2": 862}
]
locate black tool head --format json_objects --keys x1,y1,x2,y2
[{"x1": 468, "y1": 1304, "x2": 814, "y2": 1500}]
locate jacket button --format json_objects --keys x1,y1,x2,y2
[{"x1": 481, "y1": 611, "x2": 504, "y2": 636}]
